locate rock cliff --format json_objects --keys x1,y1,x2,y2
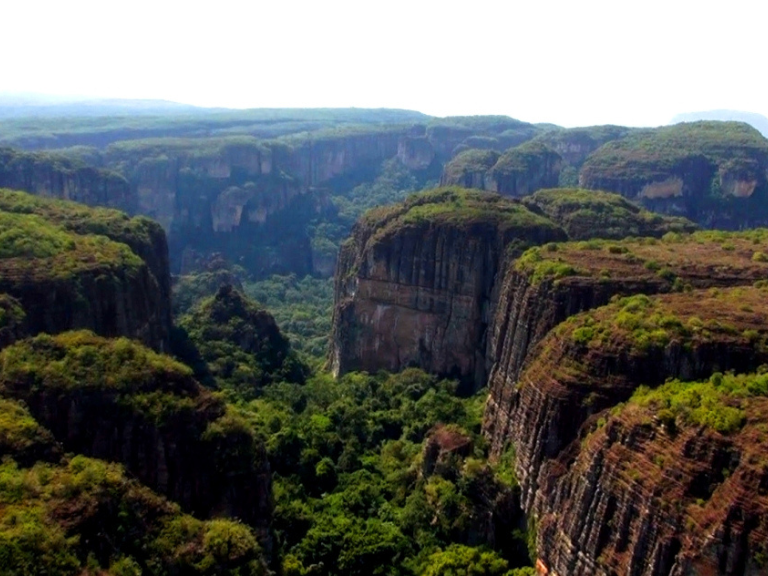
[
  {"x1": 0, "y1": 146, "x2": 133, "y2": 210},
  {"x1": 329, "y1": 187, "x2": 566, "y2": 391},
  {"x1": 0, "y1": 189, "x2": 172, "y2": 351},
  {"x1": 579, "y1": 122, "x2": 768, "y2": 228},
  {"x1": 489, "y1": 288, "x2": 768, "y2": 575},
  {"x1": 0, "y1": 331, "x2": 272, "y2": 542},
  {"x1": 442, "y1": 142, "x2": 562, "y2": 197},
  {"x1": 484, "y1": 230, "x2": 768, "y2": 425},
  {"x1": 522, "y1": 188, "x2": 697, "y2": 240}
]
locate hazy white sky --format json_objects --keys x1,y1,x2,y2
[{"x1": 2, "y1": 0, "x2": 766, "y2": 127}]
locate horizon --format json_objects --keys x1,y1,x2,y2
[{"x1": 2, "y1": 1, "x2": 766, "y2": 128}]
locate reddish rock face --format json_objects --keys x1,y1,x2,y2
[
  {"x1": 328, "y1": 188, "x2": 566, "y2": 392},
  {"x1": 484, "y1": 285, "x2": 768, "y2": 575}
]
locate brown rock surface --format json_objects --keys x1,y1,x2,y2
[{"x1": 329, "y1": 187, "x2": 566, "y2": 390}]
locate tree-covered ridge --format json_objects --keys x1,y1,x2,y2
[
  {"x1": 0, "y1": 210, "x2": 142, "y2": 278},
  {"x1": 176, "y1": 285, "x2": 309, "y2": 398},
  {"x1": 361, "y1": 187, "x2": 560, "y2": 241},
  {"x1": 581, "y1": 121, "x2": 768, "y2": 180},
  {"x1": 522, "y1": 188, "x2": 697, "y2": 240},
  {"x1": 0, "y1": 331, "x2": 271, "y2": 530},
  {"x1": 0, "y1": 108, "x2": 431, "y2": 149},
  {"x1": 0, "y1": 455, "x2": 267, "y2": 575},
  {"x1": 0, "y1": 188, "x2": 157, "y2": 246}
]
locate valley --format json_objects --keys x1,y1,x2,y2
[{"x1": 1, "y1": 106, "x2": 767, "y2": 576}]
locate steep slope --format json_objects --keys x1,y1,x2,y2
[
  {"x1": 671, "y1": 110, "x2": 768, "y2": 137},
  {"x1": 579, "y1": 121, "x2": 768, "y2": 227},
  {"x1": 488, "y1": 288, "x2": 768, "y2": 575},
  {"x1": 0, "y1": 447, "x2": 267, "y2": 575},
  {"x1": 329, "y1": 187, "x2": 566, "y2": 391},
  {"x1": 0, "y1": 189, "x2": 171, "y2": 350},
  {"x1": 0, "y1": 331, "x2": 272, "y2": 540},
  {"x1": 442, "y1": 141, "x2": 562, "y2": 196},
  {"x1": 0, "y1": 147, "x2": 132, "y2": 210},
  {"x1": 485, "y1": 229, "x2": 768, "y2": 422},
  {"x1": 522, "y1": 188, "x2": 697, "y2": 240}
]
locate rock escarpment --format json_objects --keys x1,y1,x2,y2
[
  {"x1": 485, "y1": 229, "x2": 768, "y2": 427},
  {"x1": 0, "y1": 189, "x2": 172, "y2": 351},
  {"x1": 0, "y1": 146, "x2": 133, "y2": 210},
  {"x1": 522, "y1": 188, "x2": 697, "y2": 240},
  {"x1": 490, "y1": 288, "x2": 768, "y2": 575},
  {"x1": 329, "y1": 187, "x2": 566, "y2": 390},
  {"x1": 0, "y1": 331, "x2": 272, "y2": 540},
  {"x1": 579, "y1": 121, "x2": 768, "y2": 227},
  {"x1": 331, "y1": 188, "x2": 700, "y2": 390},
  {"x1": 442, "y1": 142, "x2": 562, "y2": 196}
]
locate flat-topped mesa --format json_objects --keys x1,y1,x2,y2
[
  {"x1": 579, "y1": 121, "x2": 768, "y2": 227},
  {"x1": 329, "y1": 187, "x2": 566, "y2": 391},
  {"x1": 491, "y1": 287, "x2": 768, "y2": 575},
  {"x1": 0, "y1": 189, "x2": 172, "y2": 351},
  {"x1": 0, "y1": 331, "x2": 272, "y2": 541},
  {"x1": 540, "y1": 373, "x2": 768, "y2": 576},
  {"x1": 485, "y1": 229, "x2": 768, "y2": 420},
  {"x1": 0, "y1": 146, "x2": 133, "y2": 210},
  {"x1": 522, "y1": 188, "x2": 697, "y2": 240},
  {"x1": 441, "y1": 141, "x2": 562, "y2": 197}
]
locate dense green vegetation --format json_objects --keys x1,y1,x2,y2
[
  {"x1": 0, "y1": 455, "x2": 267, "y2": 575},
  {"x1": 176, "y1": 286, "x2": 308, "y2": 398},
  {"x1": 363, "y1": 187, "x2": 560, "y2": 241},
  {"x1": 244, "y1": 275, "x2": 335, "y2": 362},
  {"x1": 582, "y1": 121, "x2": 768, "y2": 180},
  {"x1": 0, "y1": 108, "x2": 430, "y2": 149},
  {"x1": 523, "y1": 188, "x2": 697, "y2": 240},
  {"x1": 237, "y1": 369, "x2": 531, "y2": 576},
  {"x1": 631, "y1": 371, "x2": 768, "y2": 434}
]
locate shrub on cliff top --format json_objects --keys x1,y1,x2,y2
[
  {"x1": 523, "y1": 188, "x2": 697, "y2": 240},
  {"x1": 631, "y1": 371, "x2": 768, "y2": 433}
]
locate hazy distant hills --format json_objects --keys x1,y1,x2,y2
[
  {"x1": 0, "y1": 92, "x2": 207, "y2": 118},
  {"x1": 671, "y1": 110, "x2": 768, "y2": 137}
]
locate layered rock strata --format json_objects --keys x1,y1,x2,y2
[
  {"x1": 329, "y1": 187, "x2": 566, "y2": 390},
  {"x1": 490, "y1": 288, "x2": 768, "y2": 574}
]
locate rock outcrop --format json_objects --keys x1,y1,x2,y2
[
  {"x1": 488, "y1": 287, "x2": 768, "y2": 575},
  {"x1": 484, "y1": 230, "x2": 768, "y2": 426},
  {"x1": 0, "y1": 147, "x2": 133, "y2": 210},
  {"x1": 0, "y1": 189, "x2": 172, "y2": 351},
  {"x1": 522, "y1": 188, "x2": 697, "y2": 240},
  {"x1": 329, "y1": 187, "x2": 566, "y2": 391},
  {"x1": 0, "y1": 331, "x2": 272, "y2": 541},
  {"x1": 442, "y1": 142, "x2": 562, "y2": 197},
  {"x1": 579, "y1": 122, "x2": 768, "y2": 228}
]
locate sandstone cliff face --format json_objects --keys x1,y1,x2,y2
[
  {"x1": 0, "y1": 147, "x2": 133, "y2": 210},
  {"x1": 485, "y1": 282, "x2": 768, "y2": 575},
  {"x1": 441, "y1": 143, "x2": 562, "y2": 198},
  {"x1": 0, "y1": 331, "x2": 273, "y2": 541},
  {"x1": 578, "y1": 122, "x2": 768, "y2": 228},
  {"x1": 508, "y1": 288, "x2": 768, "y2": 575},
  {"x1": 485, "y1": 230, "x2": 768, "y2": 424},
  {"x1": 329, "y1": 188, "x2": 566, "y2": 391},
  {"x1": 0, "y1": 189, "x2": 172, "y2": 351}
]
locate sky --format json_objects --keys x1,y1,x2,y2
[{"x1": 2, "y1": 0, "x2": 766, "y2": 127}]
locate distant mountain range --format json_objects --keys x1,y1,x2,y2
[
  {"x1": 0, "y1": 92, "x2": 204, "y2": 118},
  {"x1": 671, "y1": 110, "x2": 768, "y2": 137}
]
